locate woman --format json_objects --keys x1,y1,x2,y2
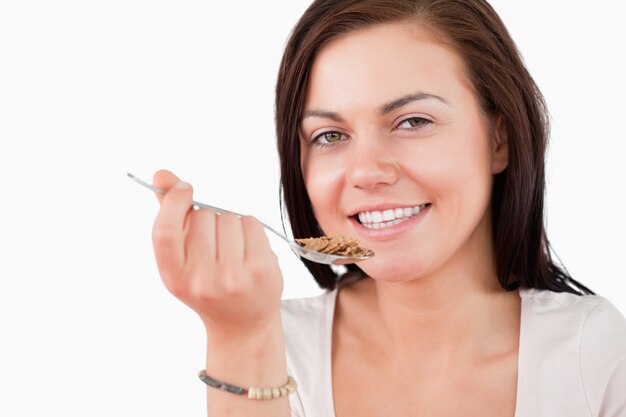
[{"x1": 150, "y1": 1, "x2": 626, "y2": 416}]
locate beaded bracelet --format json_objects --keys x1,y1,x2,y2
[{"x1": 197, "y1": 370, "x2": 297, "y2": 400}]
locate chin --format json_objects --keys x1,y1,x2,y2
[{"x1": 358, "y1": 257, "x2": 429, "y2": 284}]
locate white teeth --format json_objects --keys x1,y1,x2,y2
[
  {"x1": 382, "y1": 209, "x2": 395, "y2": 221},
  {"x1": 362, "y1": 218, "x2": 408, "y2": 229},
  {"x1": 357, "y1": 204, "x2": 428, "y2": 225}
]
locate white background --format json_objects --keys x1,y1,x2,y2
[{"x1": 1, "y1": 1, "x2": 625, "y2": 415}]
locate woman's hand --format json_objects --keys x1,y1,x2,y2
[{"x1": 151, "y1": 169, "x2": 284, "y2": 340}]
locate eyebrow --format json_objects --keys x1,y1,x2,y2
[
  {"x1": 381, "y1": 92, "x2": 451, "y2": 114},
  {"x1": 301, "y1": 92, "x2": 451, "y2": 122}
]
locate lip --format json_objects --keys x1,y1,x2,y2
[
  {"x1": 348, "y1": 202, "x2": 430, "y2": 217},
  {"x1": 350, "y1": 204, "x2": 430, "y2": 241}
]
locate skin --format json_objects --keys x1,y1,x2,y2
[
  {"x1": 151, "y1": 20, "x2": 520, "y2": 417},
  {"x1": 300, "y1": 23, "x2": 520, "y2": 416}
]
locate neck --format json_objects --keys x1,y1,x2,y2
[{"x1": 349, "y1": 224, "x2": 520, "y2": 371}]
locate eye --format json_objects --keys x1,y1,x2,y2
[
  {"x1": 397, "y1": 117, "x2": 431, "y2": 129},
  {"x1": 311, "y1": 131, "x2": 347, "y2": 147}
]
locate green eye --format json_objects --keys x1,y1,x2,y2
[
  {"x1": 311, "y1": 131, "x2": 346, "y2": 147},
  {"x1": 322, "y1": 132, "x2": 343, "y2": 142}
]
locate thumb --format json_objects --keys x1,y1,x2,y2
[{"x1": 152, "y1": 169, "x2": 182, "y2": 204}]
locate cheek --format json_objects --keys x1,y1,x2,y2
[
  {"x1": 301, "y1": 153, "x2": 345, "y2": 229},
  {"x1": 425, "y1": 132, "x2": 494, "y2": 243},
  {"x1": 395, "y1": 133, "x2": 489, "y2": 201},
  {"x1": 392, "y1": 128, "x2": 493, "y2": 262}
]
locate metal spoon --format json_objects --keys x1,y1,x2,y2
[{"x1": 127, "y1": 173, "x2": 373, "y2": 265}]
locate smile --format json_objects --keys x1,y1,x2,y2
[{"x1": 357, "y1": 204, "x2": 430, "y2": 229}]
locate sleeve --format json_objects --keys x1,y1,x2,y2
[
  {"x1": 579, "y1": 299, "x2": 626, "y2": 417},
  {"x1": 288, "y1": 391, "x2": 306, "y2": 417}
]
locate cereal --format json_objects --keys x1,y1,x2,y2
[{"x1": 295, "y1": 236, "x2": 373, "y2": 257}]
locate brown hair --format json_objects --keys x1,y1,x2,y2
[{"x1": 275, "y1": 0, "x2": 592, "y2": 295}]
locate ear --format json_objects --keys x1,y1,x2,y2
[{"x1": 491, "y1": 115, "x2": 508, "y2": 174}]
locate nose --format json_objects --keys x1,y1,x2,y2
[{"x1": 345, "y1": 136, "x2": 399, "y2": 190}]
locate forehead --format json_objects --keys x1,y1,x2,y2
[{"x1": 304, "y1": 22, "x2": 472, "y2": 110}]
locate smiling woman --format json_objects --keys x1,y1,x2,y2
[
  {"x1": 272, "y1": 1, "x2": 625, "y2": 416},
  {"x1": 148, "y1": 0, "x2": 626, "y2": 416}
]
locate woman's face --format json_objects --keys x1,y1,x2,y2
[{"x1": 300, "y1": 23, "x2": 508, "y2": 283}]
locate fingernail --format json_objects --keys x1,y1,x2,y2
[{"x1": 174, "y1": 181, "x2": 190, "y2": 190}]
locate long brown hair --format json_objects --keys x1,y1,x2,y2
[{"x1": 275, "y1": 0, "x2": 593, "y2": 295}]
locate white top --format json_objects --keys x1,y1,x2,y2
[{"x1": 281, "y1": 286, "x2": 626, "y2": 417}]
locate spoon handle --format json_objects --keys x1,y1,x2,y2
[{"x1": 127, "y1": 173, "x2": 291, "y2": 244}]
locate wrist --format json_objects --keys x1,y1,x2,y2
[
  {"x1": 205, "y1": 325, "x2": 284, "y2": 356},
  {"x1": 201, "y1": 310, "x2": 283, "y2": 345},
  {"x1": 203, "y1": 322, "x2": 288, "y2": 391}
]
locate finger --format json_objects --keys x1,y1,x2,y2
[
  {"x1": 152, "y1": 180, "x2": 193, "y2": 279},
  {"x1": 152, "y1": 169, "x2": 181, "y2": 204},
  {"x1": 185, "y1": 208, "x2": 218, "y2": 268},
  {"x1": 241, "y1": 215, "x2": 273, "y2": 263},
  {"x1": 215, "y1": 212, "x2": 244, "y2": 265}
]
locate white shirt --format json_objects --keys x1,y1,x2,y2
[{"x1": 281, "y1": 286, "x2": 626, "y2": 417}]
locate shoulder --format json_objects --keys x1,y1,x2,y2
[
  {"x1": 519, "y1": 289, "x2": 626, "y2": 416},
  {"x1": 281, "y1": 289, "x2": 337, "y2": 334},
  {"x1": 521, "y1": 288, "x2": 626, "y2": 348},
  {"x1": 521, "y1": 287, "x2": 626, "y2": 356},
  {"x1": 575, "y1": 294, "x2": 626, "y2": 416},
  {"x1": 520, "y1": 287, "x2": 615, "y2": 314},
  {"x1": 280, "y1": 290, "x2": 338, "y2": 417},
  {"x1": 280, "y1": 288, "x2": 337, "y2": 368},
  {"x1": 281, "y1": 288, "x2": 336, "y2": 313}
]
